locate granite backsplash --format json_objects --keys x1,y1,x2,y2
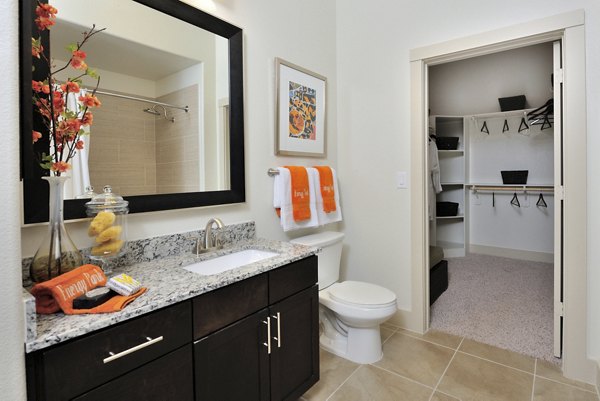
[{"x1": 22, "y1": 221, "x2": 256, "y2": 287}]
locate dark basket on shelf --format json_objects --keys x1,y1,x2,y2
[
  {"x1": 436, "y1": 202, "x2": 459, "y2": 217},
  {"x1": 436, "y1": 137, "x2": 459, "y2": 150},
  {"x1": 498, "y1": 95, "x2": 526, "y2": 111},
  {"x1": 501, "y1": 170, "x2": 529, "y2": 184}
]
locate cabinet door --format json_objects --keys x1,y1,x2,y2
[
  {"x1": 194, "y1": 309, "x2": 270, "y2": 401},
  {"x1": 73, "y1": 344, "x2": 194, "y2": 401},
  {"x1": 270, "y1": 285, "x2": 319, "y2": 401}
]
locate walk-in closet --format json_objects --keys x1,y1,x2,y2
[{"x1": 426, "y1": 41, "x2": 561, "y2": 363}]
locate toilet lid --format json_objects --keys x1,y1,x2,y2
[{"x1": 329, "y1": 281, "x2": 396, "y2": 307}]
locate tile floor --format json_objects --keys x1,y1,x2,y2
[{"x1": 301, "y1": 324, "x2": 599, "y2": 401}]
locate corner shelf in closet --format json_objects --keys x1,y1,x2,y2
[{"x1": 430, "y1": 115, "x2": 467, "y2": 258}]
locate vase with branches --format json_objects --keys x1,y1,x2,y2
[{"x1": 30, "y1": 1, "x2": 105, "y2": 282}]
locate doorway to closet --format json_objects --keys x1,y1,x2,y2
[{"x1": 426, "y1": 40, "x2": 562, "y2": 363}]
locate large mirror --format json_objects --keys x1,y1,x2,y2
[{"x1": 20, "y1": 0, "x2": 245, "y2": 224}]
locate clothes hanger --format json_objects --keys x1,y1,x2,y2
[
  {"x1": 541, "y1": 115, "x2": 552, "y2": 130},
  {"x1": 481, "y1": 121, "x2": 489, "y2": 134},
  {"x1": 492, "y1": 192, "x2": 495, "y2": 207},
  {"x1": 536, "y1": 193, "x2": 547, "y2": 207},
  {"x1": 511, "y1": 192, "x2": 520, "y2": 207},
  {"x1": 502, "y1": 119, "x2": 510, "y2": 133},
  {"x1": 518, "y1": 117, "x2": 529, "y2": 133}
]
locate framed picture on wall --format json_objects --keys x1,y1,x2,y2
[{"x1": 275, "y1": 58, "x2": 327, "y2": 157}]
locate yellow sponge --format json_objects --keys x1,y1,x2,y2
[
  {"x1": 88, "y1": 211, "x2": 116, "y2": 236},
  {"x1": 91, "y1": 239, "x2": 124, "y2": 257},
  {"x1": 95, "y1": 225, "x2": 122, "y2": 244}
]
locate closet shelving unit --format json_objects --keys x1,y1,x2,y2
[
  {"x1": 430, "y1": 107, "x2": 554, "y2": 259},
  {"x1": 430, "y1": 115, "x2": 467, "y2": 258}
]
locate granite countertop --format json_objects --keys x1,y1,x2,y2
[{"x1": 25, "y1": 238, "x2": 317, "y2": 353}]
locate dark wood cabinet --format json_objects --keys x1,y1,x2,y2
[
  {"x1": 194, "y1": 309, "x2": 271, "y2": 401},
  {"x1": 73, "y1": 344, "x2": 194, "y2": 401},
  {"x1": 26, "y1": 255, "x2": 319, "y2": 401},
  {"x1": 194, "y1": 256, "x2": 319, "y2": 401},
  {"x1": 269, "y1": 286, "x2": 319, "y2": 401}
]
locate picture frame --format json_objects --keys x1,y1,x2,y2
[{"x1": 275, "y1": 58, "x2": 327, "y2": 157}]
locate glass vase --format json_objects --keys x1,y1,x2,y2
[{"x1": 30, "y1": 176, "x2": 83, "y2": 282}]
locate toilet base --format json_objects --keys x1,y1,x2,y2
[{"x1": 320, "y1": 325, "x2": 384, "y2": 364}]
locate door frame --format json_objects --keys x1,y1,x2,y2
[{"x1": 409, "y1": 10, "x2": 593, "y2": 383}]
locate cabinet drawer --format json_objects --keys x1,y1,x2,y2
[
  {"x1": 269, "y1": 256, "x2": 317, "y2": 304},
  {"x1": 193, "y1": 273, "x2": 268, "y2": 339},
  {"x1": 39, "y1": 301, "x2": 191, "y2": 401},
  {"x1": 73, "y1": 344, "x2": 194, "y2": 401}
]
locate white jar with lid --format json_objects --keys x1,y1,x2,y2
[{"x1": 85, "y1": 185, "x2": 128, "y2": 274}]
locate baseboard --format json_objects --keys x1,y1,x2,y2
[
  {"x1": 387, "y1": 307, "x2": 423, "y2": 333},
  {"x1": 596, "y1": 359, "x2": 599, "y2": 394},
  {"x1": 469, "y1": 244, "x2": 553, "y2": 263}
]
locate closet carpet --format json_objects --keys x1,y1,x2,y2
[{"x1": 430, "y1": 253, "x2": 557, "y2": 363}]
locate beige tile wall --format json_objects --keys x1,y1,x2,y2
[
  {"x1": 155, "y1": 85, "x2": 200, "y2": 194},
  {"x1": 88, "y1": 94, "x2": 157, "y2": 196}
]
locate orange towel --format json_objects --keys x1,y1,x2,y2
[
  {"x1": 314, "y1": 166, "x2": 337, "y2": 213},
  {"x1": 285, "y1": 166, "x2": 311, "y2": 221},
  {"x1": 31, "y1": 264, "x2": 146, "y2": 315}
]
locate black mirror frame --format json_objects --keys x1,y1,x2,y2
[{"x1": 19, "y1": 0, "x2": 245, "y2": 224}]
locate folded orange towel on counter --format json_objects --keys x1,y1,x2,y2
[
  {"x1": 313, "y1": 166, "x2": 337, "y2": 213},
  {"x1": 30, "y1": 264, "x2": 146, "y2": 315},
  {"x1": 284, "y1": 166, "x2": 312, "y2": 221}
]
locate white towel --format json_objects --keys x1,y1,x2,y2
[
  {"x1": 273, "y1": 167, "x2": 319, "y2": 232},
  {"x1": 308, "y1": 167, "x2": 342, "y2": 226}
]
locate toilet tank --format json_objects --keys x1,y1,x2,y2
[{"x1": 290, "y1": 231, "x2": 344, "y2": 289}]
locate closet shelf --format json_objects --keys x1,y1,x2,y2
[
  {"x1": 467, "y1": 184, "x2": 554, "y2": 192},
  {"x1": 438, "y1": 149, "x2": 464, "y2": 153},
  {"x1": 468, "y1": 108, "x2": 537, "y2": 120},
  {"x1": 441, "y1": 182, "x2": 464, "y2": 186},
  {"x1": 436, "y1": 215, "x2": 464, "y2": 220}
]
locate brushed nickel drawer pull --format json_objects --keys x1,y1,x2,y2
[
  {"x1": 272, "y1": 312, "x2": 281, "y2": 348},
  {"x1": 262, "y1": 317, "x2": 271, "y2": 354},
  {"x1": 103, "y1": 336, "x2": 164, "y2": 364}
]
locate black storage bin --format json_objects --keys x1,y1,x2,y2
[
  {"x1": 430, "y1": 260, "x2": 448, "y2": 305},
  {"x1": 501, "y1": 170, "x2": 529, "y2": 184},
  {"x1": 436, "y1": 137, "x2": 459, "y2": 150},
  {"x1": 498, "y1": 95, "x2": 526, "y2": 111},
  {"x1": 436, "y1": 202, "x2": 459, "y2": 216}
]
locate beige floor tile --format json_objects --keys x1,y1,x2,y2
[
  {"x1": 458, "y1": 338, "x2": 535, "y2": 373},
  {"x1": 536, "y1": 359, "x2": 597, "y2": 392},
  {"x1": 328, "y1": 365, "x2": 432, "y2": 401},
  {"x1": 399, "y1": 328, "x2": 463, "y2": 349},
  {"x1": 374, "y1": 332, "x2": 455, "y2": 387},
  {"x1": 302, "y1": 349, "x2": 359, "y2": 401},
  {"x1": 437, "y1": 352, "x2": 533, "y2": 401},
  {"x1": 431, "y1": 392, "x2": 461, "y2": 401},
  {"x1": 533, "y1": 377, "x2": 599, "y2": 401},
  {"x1": 380, "y1": 326, "x2": 396, "y2": 343}
]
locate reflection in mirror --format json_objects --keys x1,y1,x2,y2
[
  {"x1": 50, "y1": 0, "x2": 231, "y2": 199},
  {"x1": 20, "y1": 0, "x2": 245, "y2": 224}
]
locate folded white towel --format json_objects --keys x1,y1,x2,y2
[
  {"x1": 308, "y1": 167, "x2": 343, "y2": 226},
  {"x1": 273, "y1": 167, "x2": 319, "y2": 232}
]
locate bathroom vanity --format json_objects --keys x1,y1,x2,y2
[{"x1": 24, "y1": 238, "x2": 319, "y2": 401}]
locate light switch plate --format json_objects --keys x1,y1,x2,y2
[{"x1": 396, "y1": 172, "x2": 408, "y2": 189}]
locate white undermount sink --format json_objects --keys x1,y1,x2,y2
[{"x1": 183, "y1": 249, "x2": 279, "y2": 276}]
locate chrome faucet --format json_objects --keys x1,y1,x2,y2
[{"x1": 196, "y1": 217, "x2": 224, "y2": 254}]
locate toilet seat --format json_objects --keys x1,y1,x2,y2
[{"x1": 328, "y1": 281, "x2": 396, "y2": 309}]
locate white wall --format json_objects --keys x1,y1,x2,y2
[
  {"x1": 429, "y1": 42, "x2": 554, "y2": 115},
  {"x1": 0, "y1": 0, "x2": 27, "y2": 398},
  {"x1": 336, "y1": 0, "x2": 600, "y2": 360},
  {"x1": 13, "y1": 0, "x2": 338, "y2": 398}
]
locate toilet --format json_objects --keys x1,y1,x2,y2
[{"x1": 291, "y1": 231, "x2": 397, "y2": 364}]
